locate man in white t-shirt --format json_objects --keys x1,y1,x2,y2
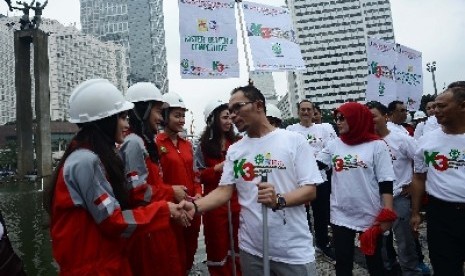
[
  {"x1": 286, "y1": 100, "x2": 335, "y2": 260},
  {"x1": 368, "y1": 101, "x2": 423, "y2": 276},
  {"x1": 411, "y1": 82, "x2": 465, "y2": 275},
  {"x1": 183, "y1": 85, "x2": 323, "y2": 275},
  {"x1": 387, "y1": 101, "x2": 410, "y2": 135}
]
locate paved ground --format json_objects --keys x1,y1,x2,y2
[{"x1": 189, "y1": 222, "x2": 432, "y2": 275}]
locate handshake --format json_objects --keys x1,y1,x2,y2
[{"x1": 166, "y1": 200, "x2": 198, "y2": 227}]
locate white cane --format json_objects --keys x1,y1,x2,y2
[
  {"x1": 261, "y1": 174, "x2": 270, "y2": 276},
  {"x1": 227, "y1": 200, "x2": 237, "y2": 276}
]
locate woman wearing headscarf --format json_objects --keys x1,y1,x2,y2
[
  {"x1": 317, "y1": 102, "x2": 396, "y2": 276},
  {"x1": 194, "y1": 99, "x2": 241, "y2": 276}
]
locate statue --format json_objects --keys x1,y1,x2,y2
[
  {"x1": 9, "y1": 0, "x2": 47, "y2": 30},
  {"x1": 11, "y1": 0, "x2": 34, "y2": 29},
  {"x1": 30, "y1": 0, "x2": 47, "y2": 28},
  {"x1": 4, "y1": 0, "x2": 13, "y2": 11}
]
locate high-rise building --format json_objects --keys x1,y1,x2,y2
[
  {"x1": 285, "y1": 0, "x2": 395, "y2": 113},
  {"x1": 249, "y1": 72, "x2": 278, "y2": 105},
  {"x1": 0, "y1": 17, "x2": 127, "y2": 125},
  {"x1": 80, "y1": 0, "x2": 169, "y2": 93}
]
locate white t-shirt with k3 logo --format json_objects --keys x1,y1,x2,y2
[
  {"x1": 286, "y1": 123, "x2": 334, "y2": 181},
  {"x1": 414, "y1": 128, "x2": 465, "y2": 203},
  {"x1": 220, "y1": 128, "x2": 323, "y2": 264},
  {"x1": 383, "y1": 132, "x2": 418, "y2": 196},
  {"x1": 318, "y1": 138, "x2": 395, "y2": 231}
]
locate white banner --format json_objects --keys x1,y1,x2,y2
[
  {"x1": 179, "y1": 0, "x2": 239, "y2": 79},
  {"x1": 366, "y1": 37, "x2": 423, "y2": 110},
  {"x1": 242, "y1": 2, "x2": 305, "y2": 72},
  {"x1": 395, "y1": 44, "x2": 423, "y2": 110},
  {"x1": 366, "y1": 38, "x2": 398, "y2": 106}
]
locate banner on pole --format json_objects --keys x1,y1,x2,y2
[
  {"x1": 242, "y1": 2, "x2": 305, "y2": 72},
  {"x1": 366, "y1": 37, "x2": 423, "y2": 110},
  {"x1": 178, "y1": 0, "x2": 239, "y2": 79}
]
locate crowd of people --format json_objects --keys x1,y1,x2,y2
[{"x1": 2, "y1": 78, "x2": 462, "y2": 275}]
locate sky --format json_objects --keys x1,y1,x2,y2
[{"x1": 3, "y1": 0, "x2": 465, "y2": 134}]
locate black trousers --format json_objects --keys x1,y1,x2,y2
[
  {"x1": 306, "y1": 181, "x2": 331, "y2": 248},
  {"x1": 332, "y1": 224, "x2": 385, "y2": 276},
  {"x1": 426, "y1": 196, "x2": 465, "y2": 276}
]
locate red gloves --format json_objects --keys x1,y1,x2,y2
[{"x1": 359, "y1": 208, "x2": 397, "y2": 256}]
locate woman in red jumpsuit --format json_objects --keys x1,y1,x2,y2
[
  {"x1": 194, "y1": 99, "x2": 241, "y2": 276},
  {"x1": 44, "y1": 79, "x2": 189, "y2": 276},
  {"x1": 156, "y1": 92, "x2": 202, "y2": 273},
  {"x1": 119, "y1": 82, "x2": 186, "y2": 276}
]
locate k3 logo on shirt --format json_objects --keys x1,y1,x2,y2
[
  {"x1": 332, "y1": 154, "x2": 368, "y2": 172},
  {"x1": 233, "y1": 153, "x2": 286, "y2": 181},
  {"x1": 306, "y1": 134, "x2": 321, "y2": 144},
  {"x1": 424, "y1": 149, "x2": 465, "y2": 171},
  {"x1": 233, "y1": 159, "x2": 255, "y2": 181}
]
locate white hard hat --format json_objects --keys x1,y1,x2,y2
[
  {"x1": 162, "y1": 92, "x2": 187, "y2": 110},
  {"x1": 68, "y1": 79, "x2": 134, "y2": 124},
  {"x1": 204, "y1": 99, "x2": 227, "y2": 123},
  {"x1": 413, "y1": 110, "x2": 427, "y2": 120},
  {"x1": 126, "y1": 82, "x2": 164, "y2": 103},
  {"x1": 266, "y1": 103, "x2": 282, "y2": 120}
]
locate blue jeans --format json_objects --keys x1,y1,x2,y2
[{"x1": 390, "y1": 196, "x2": 422, "y2": 276}]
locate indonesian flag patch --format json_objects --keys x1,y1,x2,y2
[
  {"x1": 94, "y1": 193, "x2": 112, "y2": 210},
  {"x1": 127, "y1": 171, "x2": 139, "y2": 181}
]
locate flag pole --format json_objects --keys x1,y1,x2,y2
[
  {"x1": 236, "y1": 0, "x2": 252, "y2": 74},
  {"x1": 261, "y1": 173, "x2": 270, "y2": 276},
  {"x1": 227, "y1": 200, "x2": 237, "y2": 276}
]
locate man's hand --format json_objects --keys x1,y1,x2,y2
[
  {"x1": 167, "y1": 202, "x2": 191, "y2": 227},
  {"x1": 400, "y1": 185, "x2": 412, "y2": 197},
  {"x1": 179, "y1": 200, "x2": 196, "y2": 219},
  {"x1": 172, "y1": 185, "x2": 187, "y2": 203},
  {"x1": 257, "y1": 182, "x2": 276, "y2": 208},
  {"x1": 410, "y1": 212, "x2": 422, "y2": 232}
]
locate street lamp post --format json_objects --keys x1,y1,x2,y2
[{"x1": 426, "y1": 61, "x2": 438, "y2": 96}]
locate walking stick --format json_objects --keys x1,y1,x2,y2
[
  {"x1": 227, "y1": 200, "x2": 237, "y2": 276},
  {"x1": 261, "y1": 173, "x2": 270, "y2": 276}
]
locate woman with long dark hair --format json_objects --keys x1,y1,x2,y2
[
  {"x1": 44, "y1": 79, "x2": 188, "y2": 275},
  {"x1": 119, "y1": 82, "x2": 186, "y2": 276},
  {"x1": 194, "y1": 99, "x2": 241, "y2": 276},
  {"x1": 317, "y1": 102, "x2": 396, "y2": 276}
]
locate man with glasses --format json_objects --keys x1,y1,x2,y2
[
  {"x1": 387, "y1": 101, "x2": 410, "y2": 135},
  {"x1": 286, "y1": 100, "x2": 336, "y2": 261},
  {"x1": 183, "y1": 85, "x2": 323, "y2": 275}
]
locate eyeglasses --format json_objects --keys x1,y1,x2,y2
[
  {"x1": 334, "y1": 115, "x2": 345, "y2": 123},
  {"x1": 229, "y1": 101, "x2": 254, "y2": 114}
]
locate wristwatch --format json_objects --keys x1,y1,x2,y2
[{"x1": 272, "y1": 193, "x2": 286, "y2": 212}]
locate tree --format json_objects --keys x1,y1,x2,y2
[
  {"x1": 281, "y1": 117, "x2": 299, "y2": 129},
  {"x1": 419, "y1": 94, "x2": 436, "y2": 112},
  {"x1": 0, "y1": 141, "x2": 17, "y2": 170}
]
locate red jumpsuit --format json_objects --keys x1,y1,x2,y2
[
  {"x1": 119, "y1": 133, "x2": 183, "y2": 276},
  {"x1": 51, "y1": 149, "x2": 170, "y2": 276},
  {"x1": 156, "y1": 133, "x2": 202, "y2": 272},
  {"x1": 197, "y1": 140, "x2": 241, "y2": 276}
]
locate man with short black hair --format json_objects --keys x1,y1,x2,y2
[
  {"x1": 183, "y1": 85, "x2": 323, "y2": 275},
  {"x1": 411, "y1": 82, "x2": 465, "y2": 275},
  {"x1": 387, "y1": 101, "x2": 409, "y2": 135}
]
